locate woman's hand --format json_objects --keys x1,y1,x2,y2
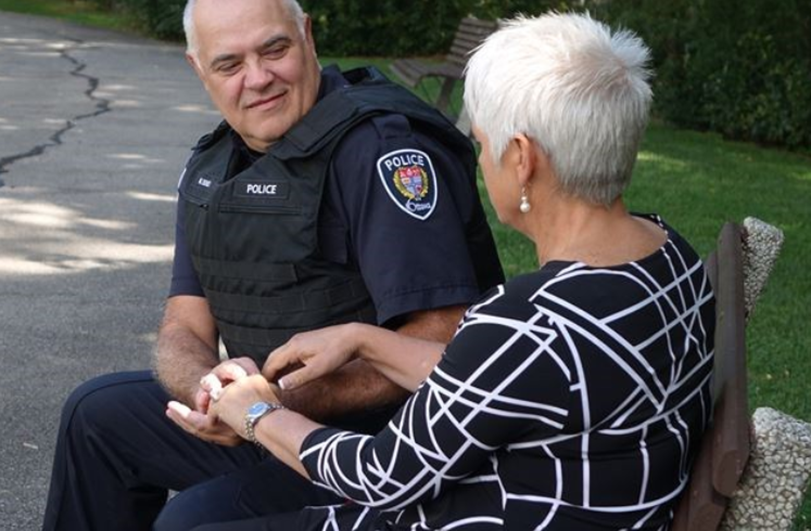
[
  {"x1": 262, "y1": 323, "x2": 364, "y2": 390},
  {"x1": 208, "y1": 374, "x2": 280, "y2": 439}
]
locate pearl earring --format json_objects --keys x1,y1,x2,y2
[{"x1": 519, "y1": 187, "x2": 531, "y2": 213}]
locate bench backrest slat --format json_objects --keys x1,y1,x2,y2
[
  {"x1": 671, "y1": 222, "x2": 751, "y2": 531},
  {"x1": 711, "y1": 223, "x2": 750, "y2": 496},
  {"x1": 445, "y1": 17, "x2": 498, "y2": 68}
]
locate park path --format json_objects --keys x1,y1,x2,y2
[{"x1": 0, "y1": 11, "x2": 219, "y2": 529}]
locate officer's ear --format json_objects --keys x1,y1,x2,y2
[
  {"x1": 186, "y1": 53, "x2": 200, "y2": 76},
  {"x1": 303, "y1": 15, "x2": 317, "y2": 57},
  {"x1": 186, "y1": 53, "x2": 209, "y2": 90}
]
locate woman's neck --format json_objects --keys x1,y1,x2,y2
[{"x1": 528, "y1": 196, "x2": 665, "y2": 268}]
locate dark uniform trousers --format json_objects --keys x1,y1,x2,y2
[{"x1": 42, "y1": 371, "x2": 342, "y2": 531}]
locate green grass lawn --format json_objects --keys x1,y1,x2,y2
[
  {"x1": 631, "y1": 125, "x2": 811, "y2": 420},
  {"x1": 629, "y1": 125, "x2": 811, "y2": 531},
  {"x1": 2, "y1": 1, "x2": 809, "y2": 525}
]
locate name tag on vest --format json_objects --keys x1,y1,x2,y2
[{"x1": 235, "y1": 181, "x2": 290, "y2": 200}]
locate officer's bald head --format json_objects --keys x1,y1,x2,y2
[{"x1": 184, "y1": 0, "x2": 306, "y2": 60}]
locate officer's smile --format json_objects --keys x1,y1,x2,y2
[{"x1": 246, "y1": 91, "x2": 287, "y2": 110}]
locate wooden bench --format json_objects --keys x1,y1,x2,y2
[
  {"x1": 672, "y1": 222, "x2": 751, "y2": 531},
  {"x1": 673, "y1": 218, "x2": 791, "y2": 530},
  {"x1": 389, "y1": 16, "x2": 498, "y2": 119}
]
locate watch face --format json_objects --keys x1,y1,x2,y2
[{"x1": 248, "y1": 402, "x2": 270, "y2": 419}]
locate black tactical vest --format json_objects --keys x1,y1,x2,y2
[{"x1": 179, "y1": 67, "x2": 476, "y2": 366}]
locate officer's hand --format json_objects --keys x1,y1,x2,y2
[
  {"x1": 263, "y1": 324, "x2": 360, "y2": 390},
  {"x1": 165, "y1": 400, "x2": 244, "y2": 446}
]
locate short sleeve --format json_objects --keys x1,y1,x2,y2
[
  {"x1": 168, "y1": 198, "x2": 204, "y2": 298},
  {"x1": 325, "y1": 113, "x2": 503, "y2": 325}
]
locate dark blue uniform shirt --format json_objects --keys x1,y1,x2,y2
[{"x1": 170, "y1": 66, "x2": 503, "y2": 326}]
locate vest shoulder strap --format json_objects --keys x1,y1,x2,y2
[
  {"x1": 272, "y1": 67, "x2": 466, "y2": 160},
  {"x1": 192, "y1": 120, "x2": 231, "y2": 152}
]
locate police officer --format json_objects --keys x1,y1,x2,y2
[{"x1": 41, "y1": 0, "x2": 503, "y2": 530}]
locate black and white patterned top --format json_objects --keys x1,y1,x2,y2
[{"x1": 299, "y1": 215, "x2": 715, "y2": 531}]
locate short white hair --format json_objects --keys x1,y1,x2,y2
[
  {"x1": 184, "y1": 0, "x2": 306, "y2": 58},
  {"x1": 464, "y1": 12, "x2": 652, "y2": 206}
]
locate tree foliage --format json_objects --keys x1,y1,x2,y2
[
  {"x1": 96, "y1": 0, "x2": 810, "y2": 149},
  {"x1": 298, "y1": 0, "x2": 575, "y2": 56},
  {"x1": 593, "y1": 0, "x2": 811, "y2": 149}
]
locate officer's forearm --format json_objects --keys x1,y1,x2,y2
[
  {"x1": 278, "y1": 305, "x2": 466, "y2": 420},
  {"x1": 277, "y1": 358, "x2": 408, "y2": 420},
  {"x1": 154, "y1": 296, "x2": 221, "y2": 406},
  {"x1": 154, "y1": 324, "x2": 219, "y2": 407}
]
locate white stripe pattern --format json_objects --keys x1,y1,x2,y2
[{"x1": 300, "y1": 215, "x2": 714, "y2": 530}]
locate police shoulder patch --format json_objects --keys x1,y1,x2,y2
[{"x1": 376, "y1": 148, "x2": 438, "y2": 221}]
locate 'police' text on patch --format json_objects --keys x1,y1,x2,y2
[
  {"x1": 235, "y1": 181, "x2": 290, "y2": 200},
  {"x1": 376, "y1": 149, "x2": 437, "y2": 221}
]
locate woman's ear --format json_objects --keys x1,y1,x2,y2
[{"x1": 512, "y1": 134, "x2": 537, "y2": 187}]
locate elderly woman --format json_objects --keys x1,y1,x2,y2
[{"x1": 193, "y1": 12, "x2": 715, "y2": 530}]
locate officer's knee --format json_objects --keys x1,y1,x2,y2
[
  {"x1": 152, "y1": 495, "x2": 185, "y2": 531},
  {"x1": 58, "y1": 370, "x2": 156, "y2": 442},
  {"x1": 153, "y1": 488, "x2": 210, "y2": 531},
  {"x1": 154, "y1": 474, "x2": 249, "y2": 531}
]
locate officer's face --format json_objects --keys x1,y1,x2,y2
[{"x1": 188, "y1": 0, "x2": 321, "y2": 152}]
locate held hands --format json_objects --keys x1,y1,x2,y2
[
  {"x1": 263, "y1": 323, "x2": 363, "y2": 390},
  {"x1": 167, "y1": 324, "x2": 363, "y2": 445},
  {"x1": 207, "y1": 375, "x2": 281, "y2": 439},
  {"x1": 165, "y1": 357, "x2": 260, "y2": 446}
]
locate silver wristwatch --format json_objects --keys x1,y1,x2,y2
[{"x1": 244, "y1": 401, "x2": 286, "y2": 445}]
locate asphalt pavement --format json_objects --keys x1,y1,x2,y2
[{"x1": 0, "y1": 11, "x2": 221, "y2": 529}]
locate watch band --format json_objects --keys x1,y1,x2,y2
[{"x1": 244, "y1": 401, "x2": 286, "y2": 445}]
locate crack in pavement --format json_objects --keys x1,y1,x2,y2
[{"x1": 0, "y1": 37, "x2": 111, "y2": 188}]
